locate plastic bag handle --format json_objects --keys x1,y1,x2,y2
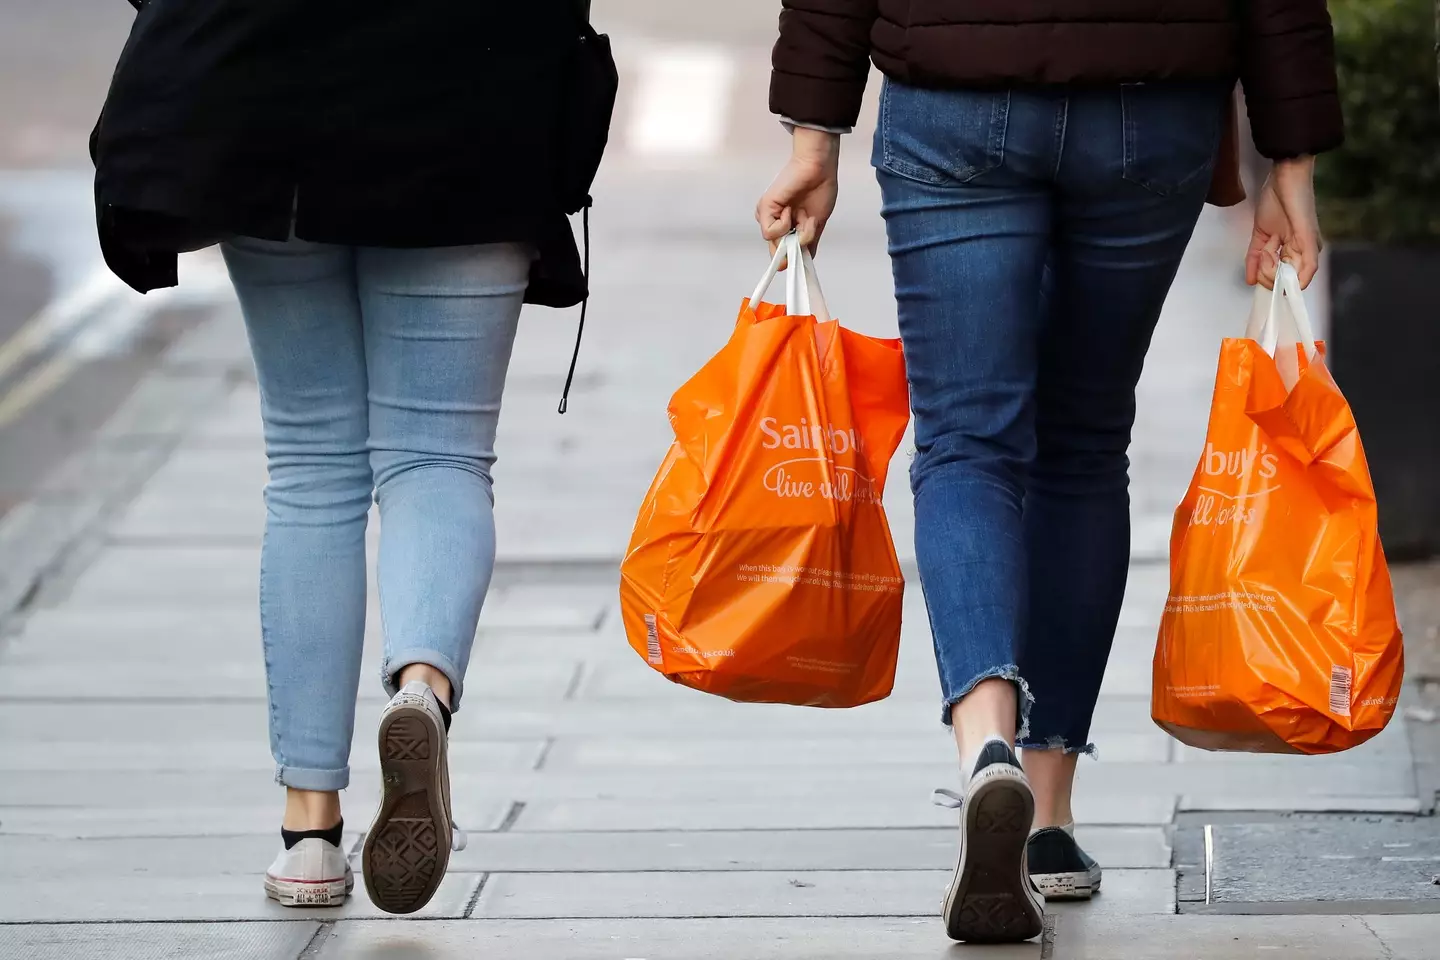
[
  {"x1": 1244, "y1": 261, "x2": 1318, "y2": 360},
  {"x1": 747, "y1": 232, "x2": 832, "y2": 322}
]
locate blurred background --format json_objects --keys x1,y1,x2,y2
[{"x1": 0, "y1": 0, "x2": 1438, "y2": 954}]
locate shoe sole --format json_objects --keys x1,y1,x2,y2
[
  {"x1": 1033, "y1": 868, "x2": 1103, "y2": 901},
  {"x1": 362, "y1": 705, "x2": 452, "y2": 915},
  {"x1": 942, "y1": 767, "x2": 1045, "y2": 943},
  {"x1": 264, "y1": 875, "x2": 353, "y2": 907}
]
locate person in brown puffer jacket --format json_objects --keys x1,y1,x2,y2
[{"x1": 756, "y1": 0, "x2": 1340, "y2": 944}]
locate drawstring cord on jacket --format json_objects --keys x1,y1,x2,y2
[{"x1": 557, "y1": 199, "x2": 591, "y2": 414}]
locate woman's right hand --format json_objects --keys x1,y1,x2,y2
[{"x1": 755, "y1": 128, "x2": 841, "y2": 257}]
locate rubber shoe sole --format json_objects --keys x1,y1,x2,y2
[
  {"x1": 361, "y1": 706, "x2": 452, "y2": 914},
  {"x1": 265, "y1": 874, "x2": 353, "y2": 907},
  {"x1": 942, "y1": 766, "x2": 1045, "y2": 943},
  {"x1": 1033, "y1": 866, "x2": 1103, "y2": 901}
]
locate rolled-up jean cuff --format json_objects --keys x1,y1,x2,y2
[
  {"x1": 1018, "y1": 737, "x2": 1099, "y2": 759},
  {"x1": 940, "y1": 665, "x2": 1033, "y2": 741},
  {"x1": 382, "y1": 650, "x2": 465, "y2": 710},
  {"x1": 275, "y1": 763, "x2": 350, "y2": 791}
]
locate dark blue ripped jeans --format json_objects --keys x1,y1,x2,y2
[{"x1": 873, "y1": 80, "x2": 1227, "y2": 754}]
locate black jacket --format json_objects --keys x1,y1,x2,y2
[
  {"x1": 93, "y1": 0, "x2": 592, "y2": 307},
  {"x1": 771, "y1": 0, "x2": 1343, "y2": 160}
]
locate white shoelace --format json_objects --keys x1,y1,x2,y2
[
  {"x1": 451, "y1": 823, "x2": 468, "y2": 852},
  {"x1": 932, "y1": 788, "x2": 965, "y2": 810}
]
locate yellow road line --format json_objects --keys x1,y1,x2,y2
[
  {"x1": 0, "y1": 350, "x2": 81, "y2": 429},
  {"x1": 0, "y1": 266, "x2": 129, "y2": 429},
  {"x1": 0, "y1": 267, "x2": 122, "y2": 384}
]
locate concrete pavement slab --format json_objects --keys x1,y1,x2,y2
[
  {"x1": 317, "y1": 916, "x2": 1030, "y2": 960},
  {"x1": 510, "y1": 792, "x2": 1177, "y2": 830},
  {"x1": 53, "y1": 544, "x2": 260, "y2": 607},
  {"x1": 442, "y1": 692, "x2": 1163, "y2": 739},
  {"x1": 1181, "y1": 794, "x2": 1423, "y2": 814},
  {"x1": 0, "y1": 833, "x2": 359, "y2": 879},
  {"x1": 0, "y1": 921, "x2": 319, "y2": 960},
  {"x1": 1359, "y1": 915, "x2": 1440, "y2": 959},
  {"x1": 0, "y1": 796, "x2": 511, "y2": 840},
  {"x1": 1052, "y1": 913, "x2": 1430, "y2": 959},
  {"x1": 540, "y1": 730, "x2": 1172, "y2": 767},
  {"x1": 0, "y1": 871, "x2": 478, "y2": 922},
  {"x1": 527, "y1": 746, "x2": 1409, "y2": 801},
  {"x1": 191, "y1": 386, "x2": 262, "y2": 441},
  {"x1": 0, "y1": 766, "x2": 383, "y2": 812},
  {"x1": 0, "y1": 659, "x2": 579, "y2": 701},
  {"x1": 1097, "y1": 648, "x2": 1154, "y2": 697},
  {"x1": 0, "y1": 738, "x2": 547, "y2": 774},
  {"x1": 577, "y1": 658, "x2": 946, "y2": 703},
  {"x1": 0, "y1": 607, "x2": 266, "y2": 658},
  {"x1": 47, "y1": 544, "x2": 617, "y2": 629},
  {"x1": 445, "y1": 826, "x2": 1169, "y2": 873},
  {"x1": 112, "y1": 493, "x2": 263, "y2": 541},
  {"x1": 1203, "y1": 820, "x2": 1440, "y2": 908},
  {"x1": 311, "y1": 913, "x2": 1440, "y2": 960},
  {"x1": 473, "y1": 867, "x2": 1175, "y2": 919}
]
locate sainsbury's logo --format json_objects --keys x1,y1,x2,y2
[
  {"x1": 1190, "y1": 443, "x2": 1283, "y2": 530},
  {"x1": 759, "y1": 417, "x2": 865, "y2": 455},
  {"x1": 756, "y1": 417, "x2": 879, "y2": 504},
  {"x1": 1203, "y1": 443, "x2": 1279, "y2": 480}
]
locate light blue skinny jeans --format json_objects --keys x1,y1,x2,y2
[{"x1": 221, "y1": 237, "x2": 531, "y2": 791}]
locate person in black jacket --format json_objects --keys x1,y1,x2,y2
[
  {"x1": 757, "y1": 0, "x2": 1339, "y2": 943},
  {"x1": 92, "y1": 1, "x2": 612, "y2": 914}
]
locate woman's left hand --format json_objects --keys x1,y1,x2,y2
[{"x1": 1247, "y1": 156, "x2": 1321, "y2": 290}]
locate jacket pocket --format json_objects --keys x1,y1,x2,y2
[
  {"x1": 1121, "y1": 82, "x2": 1227, "y2": 197},
  {"x1": 877, "y1": 81, "x2": 1009, "y2": 186}
]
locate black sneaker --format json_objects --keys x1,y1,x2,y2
[
  {"x1": 940, "y1": 740, "x2": 1046, "y2": 943},
  {"x1": 1027, "y1": 826, "x2": 1103, "y2": 901}
]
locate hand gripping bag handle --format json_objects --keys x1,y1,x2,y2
[
  {"x1": 747, "y1": 232, "x2": 832, "y2": 322},
  {"x1": 1243, "y1": 261, "x2": 1319, "y2": 360}
]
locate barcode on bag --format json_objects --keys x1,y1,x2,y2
[
  {"x1": 644, "y1": 614, "x2": 663, "y2": 665},
  {"x1": 1329, "y1": 665, "x2": 1352, "y2": 716}
]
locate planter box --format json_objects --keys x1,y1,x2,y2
[{"x1": 1327, "y1": 243, "x2": 1440, "y2": 560}]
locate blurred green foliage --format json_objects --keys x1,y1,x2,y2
[{"x1": 1314, "y1": 0, "x2": 1440, "y2": 243}]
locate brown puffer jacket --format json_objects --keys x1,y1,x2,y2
[{"x1": 770, "y1": 0, "x2": 1343, "y2": 159}]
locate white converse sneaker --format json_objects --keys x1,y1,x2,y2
[
  {"x1": 264, "y1": 837, "x2": 353, "y2": 907},
  {"x1": 362, "y1": 680, "x2": 460, "y2": 915}
]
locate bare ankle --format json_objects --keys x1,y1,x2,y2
[
  {"x1": 283, "y1": 789, "x2": 343, "y2": 832},
  {"x1": 950, "y1": 677, "x2": 1019, "y2": 762},
  {"x1": 396, "y1": 663, "x2": 452, "y2": 708},
  {"x1": 1021, "y1": 746, "x2": 1079, "y2": 828}
]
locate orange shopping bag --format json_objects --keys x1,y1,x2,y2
[
  {"x1": 619, "y1": 233, "x2": 910, "y2": 707},
  {"x1": 1153, "y1": 263, "x2": 1404, "y2": 754}
]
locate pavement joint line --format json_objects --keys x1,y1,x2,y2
[
  {"x1": 0, "y1": 918, "x2": 327, "y2": 926},
  {"x1": 497, "y1": 801, "x2": 528, "y2": 833},
  {"x1": 295, "y1": 920, "x2": 335, "y2": 960},
  {"x1": 1040, "y1": 913, "x2": 1059, "y2": 958},
  {"x1": 532, "y1": 736, "x2": 557, "y2": 771},
  {"x1": 563, "y1": 662, "x2": 587, "y2": 700},
  {"x1": 462, "y1": 873, "x2": 492, "y2": 918},
  {"x1": 1359, "y1": 916, "x2": 1398, "y2": 959}
]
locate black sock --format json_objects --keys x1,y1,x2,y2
[
  {"x1": 281, "y1": 818, "x2": 344, "y2": 850},
  {"x1": 437, "y1": 699, "x2": 452, "y2": 732}
]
